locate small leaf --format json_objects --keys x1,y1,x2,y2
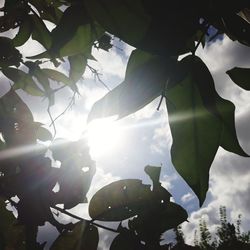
[
  {"x1": 42, "y1": 68, "x2": 71, "y2": 85},
  {"x1": 68, "y1": 54, "x2": 87, "y2": 84},
  {"x1": 13, "y1": 17, "x2": 32, "y2": 47},
  {"x1": 2, "y1": 68, "x2": 44, "y2": 96},
  {"x1": 36, "y1": 126, "x2": 52, "y2": 141},
  {"x1": 227, "y1": 67, "x2": 250, "y2": 90},
  {"x1": 144, "y1": 165, "x2": 161, "y2": 188}
]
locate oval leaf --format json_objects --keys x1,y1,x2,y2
[{"x1": 227, "y1": 67, "x2": 250, "y2": 90}]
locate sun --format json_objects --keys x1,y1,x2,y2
[{"x1": 86, "y1": 118, "x2": 124, "y2": 158}]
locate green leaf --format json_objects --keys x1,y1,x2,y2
[
  {"x1": 30, "y1": 14, "x2": 52, "y2": 49},
  {"x1": 50, "y1": 222, "x2": 99, "y2": 250},
  {"x1": 68, "y1": 54, "x2": 87, "y2": 84},
  {"x1": 59, "y1": 23, "x2": 103, "y2": 57},
  {"x1": 88, "y1": 49, "x2": 172, "y2": 122},
  {"x1": 42, "y1": 68, "x2": 71, "y2": 85},
  {"x1": 227, "y1": 67, "x2": 250, "y2": 90},
  {"x1": 85, "y1": 0, "x2": 150, "y2": 47},
  {"x1": 36, "y1": 126, "x2": 52, "y2": 141},
  {"x1": 89, "y1": 179, "x2": 152, "y2": 221},
  {"x1": 166, "y1": 75, "x2": 222, "y2": 205},
  {"x1": 13, "y1": 17, "x2": 32, "y2": 47},
  {"x1": 216, "y1": 96, "x2": 248, "y2": 157},
  {"x1": 180, "y1": 56, "x2": 247, "y2": 157},
  {"x1": 2, "y1": 68, "x2": 44, "y2": 96}
]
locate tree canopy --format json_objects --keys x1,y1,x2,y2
[{"x1": 0, "y1": 0, "x2": 250, "y2": 249}]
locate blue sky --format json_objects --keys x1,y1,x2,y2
[{"x1": 1, "y1": 20, "x2": 250, "y2": 248}]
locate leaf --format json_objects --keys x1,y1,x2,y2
[
  {"x1": 89, "y1": 179, "x2": 152, "y2": 221},
  {"x1": 68, "y1": 54, "x2": 87, "y2": 84},
  {"x1": 216, "y1": 96, "x2": 248, "y2": 157},
  {"x1": 0, "y1": 37, "x2": 22, "y2": 68},
  {"x1": 13, "y1": 17, "x2": 32, "y2": 47},
  {"x1": 144, "y1": 165, "x2": 161, "y2": 189},
  {"x1": 85, "y1": 0, "x2": 150, "y2": 47},
  {"x1": 128, "y1": 201, "x2": 188, "y2": 240},
  {"x1": 36, "y1": 126, "x2": 52, "y2": 141},
  {"x1": 166, "y1": 75, "x2": 222, "y2": 205},
  {"x1": 227, "y1": 67, "x2": 250, "y2": 90},
  {"x1": 2, "y1": 68, "x2": 44, "y2": 96},
  {"x1": 181, "y1": 56, "x2": 247, "y2": 157},
  {"x1": 30, "y1": 14, "x2": 52, "y2": 49},
  {"x1": 88, "y1": 49, "x2": 173, "y2": 122},
  {"x1": 110, "y1": 228, "x2": 146, "y2": 250},
  {"x1": 42, "y1": 68, "x2": 71, "y2": 85},
  {"x1": 50, "y1": 222, "x2": 99, "y2": 250},
  {"x1": 59, "y1": 23, "x2": 103, "y2": 57}
]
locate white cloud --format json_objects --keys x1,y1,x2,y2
[{"x1": 181, "y1": 193, "x2": 195, "y2": 204}]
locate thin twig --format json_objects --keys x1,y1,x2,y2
[
  {"x1": 87, "y1": 64, "x2": 111, "y2": 91},
  {"x1": 47, "y1": 105, "x2": 56, "y2": 139},
  {"x1": 52, "y1": 206, "x2": 119, "y2": 233},
  {"x1": 192, "y1": 24, "x2": 210, "y2": 55},
  {"x1": 49, "y1": 92, "x2": 76, "y2": 127}
]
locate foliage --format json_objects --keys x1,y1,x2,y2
[
  {"x1": 171, "y1": 206, "x2": 250, "y2": 250},
  {"x1": 0, "y1": 0, "x2": 250, "y2": 249}
]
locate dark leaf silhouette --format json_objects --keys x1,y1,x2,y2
[{"x1": 227, "y1": 67, "x2": 250, "y2": 90}]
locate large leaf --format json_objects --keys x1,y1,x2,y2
[
  {"x1": 88, "y1": 49, "x2": 173, "y2": 122},
  {"x1": 84, "y1": 0, "x2": 150, "y2": 47},
  {"x1": 166, "y1": 75, "x2": 222, "y2": 205},
  {"x1": 50, "y1": 222, "x2": 99, "y2": 250},
  {"x1": 2, "y1": 68, "x2": 44, "y2": 96},
  {"x1": 42, "y1": 68, "x2": 71, "y2": 85},
  {"x1": 89, "y1": 179, "x2": 152, "y2": 221},
  {"x1": 181, "y1": 56, "x2": 247, "y2": 157},
  {"x1": 227, "y1": 67, "x2": 250, "y2": 90}
]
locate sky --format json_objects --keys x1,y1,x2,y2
[{"x1": 1, "y1": 15, "x2": 250, "y2": 249}]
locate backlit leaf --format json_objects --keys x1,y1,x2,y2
[
  {"x1": 42, "y1": 68, "x2": 71, "y2": 85},
  {"x1": 88, "y1": 49, "x2": 173, "y2": 122},
  {"x1": 68, "y1": 54, "x2": 87, "y2": 84},
  {"x1": 166, "y1": 75, "x2": 222, "y2": 205},
  {"x1": 2, "y1": 68, "x2": 44, "y2": 96}
]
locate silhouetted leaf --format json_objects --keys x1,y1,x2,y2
[
  {"x1": 88, "y1": 49, "x2": 172, "y2": 122},
  {"x1": 85, "y1": 0, "x2": 150, "y2": 47},
  {"x1": 68, "y1": 54, "x2": 87, "y2": 84},
  {"x1": 2, "y1": 68, "x2": 44, "y2": 96},
  {"x1": 42, "y1": 68, "x2": 71, "y2": 85},
  {"x1": 166, "y1": 75, "x2": 222, "y2": 205},
  {"x1": 89, "y1": 179, "x2": 152, "y2": 221},
  {"x1": 216, "y1": 96, "x2": 248, "y2": 157},
  {"x1": 227, "y1": 67, "x2": 250, "y2": 90},
  {"x1": 51, "y1": 222, "x2": 99, "y2": 250},
  {"x1": 110, "y1": 228, "x2": 146, "y2": 250},
  {"x1": 128, "y1": 201, "x2": 188, "y2": 241},
  {"x1": 13, "y1": 17, "x2": 32, "y2": 47},
  {"x1": 144, "y1": 165, "x2": 161, "y2": 189},
  {"x1": 36, "y1": 126, "x2": 52, "y2": 141},
  {"x1": 30, "y1": 15, "x2": 52, "y2": 49},
  {"x1": 0, "y1": 37, "x2": 22, "y2": 68}
]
